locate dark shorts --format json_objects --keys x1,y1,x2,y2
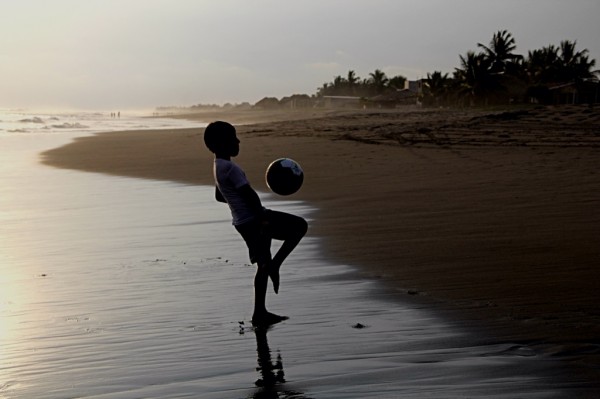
[{"x1": 234, "y1": 209, "x2": 307, "y2": 265}]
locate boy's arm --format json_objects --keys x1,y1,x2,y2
[
  {"x1": 215, "y1": 184, "x2": 263, "y2": 215},
  {"x1": 215, "y1": 186, "x2": 226, "y2": 203}
]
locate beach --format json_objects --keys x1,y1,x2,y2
[{"x1": 32, "y1": 105, "x2": 600, "y2": 395}]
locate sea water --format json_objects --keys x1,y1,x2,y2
[
  {"x1": 0, "y1": 109, "x2": 198, "y2": 135},
  {"x1": 0, "y1": 110, "x2": 572, "y2": 398}
]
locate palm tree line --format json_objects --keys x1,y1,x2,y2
[
  {"x1": 316, "y1": 69, "x2": 408, "y2": 98},
  {"x1": 317, "y1": 30, "x2": 599, "y2": 107}
]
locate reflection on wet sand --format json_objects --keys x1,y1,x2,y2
[{"x1": 250, "y1": 326, "x2": 311, "y2": 399}]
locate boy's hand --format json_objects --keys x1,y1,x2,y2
[{"x1": 215, "y1": 186, "x2": 226, "y2": 203}]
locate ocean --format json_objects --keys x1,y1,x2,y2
[{"x1": 0, "y1": 110, "x2": 571, "y2": 398}]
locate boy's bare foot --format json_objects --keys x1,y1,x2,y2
[
  {"x1": 268, "y1": 260, "x2": 281, "y2": 294},
  {"x1": 251, "y1": 311, "x2": 288, "y2": 327}
]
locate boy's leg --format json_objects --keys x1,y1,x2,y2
[
  {"x1": 253, "y1": 260, "x2": 269, "y2": 318},
  {"x1": 264, "y1": 210, "x2": 308, "y2": 293},
  {"x1": 253, "y1": 258, "x2": 288, "y2": 326},
  {"x1": 238, "y1": 221, "x2": 287, "y2": 325}
]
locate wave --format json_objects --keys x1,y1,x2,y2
[
  {"x1": 2, "y1": 110, "x2": 200, "y2": 136},
  {"x1": 19, "y1": 117, "x2": 45, "y2": 123},
  {"x1": 50, "y1": 123, "x2": 89, "y2": 129}
]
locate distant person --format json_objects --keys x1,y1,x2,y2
[{"x1": 203, "y1": 121, "x2": 308, "y2": 326}]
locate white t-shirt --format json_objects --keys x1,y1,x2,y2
[{"x1": 213, "y1": 158, "x2": 258, "y2": 225}]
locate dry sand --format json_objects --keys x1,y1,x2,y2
[{"x1": 42, "y1": 105, "x2": 600, "y2": 385}]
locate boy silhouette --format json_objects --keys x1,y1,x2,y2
[{"x1": 203, "y1": 121, "x2": 308, "y2": 326}]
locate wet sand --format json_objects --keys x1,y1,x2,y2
[
  {"x1": 1, "y1": 132, "x2": 570, "y2": 398},
  {"x1": 41, "y1": 105, "x2": 600, "y2": 392}
]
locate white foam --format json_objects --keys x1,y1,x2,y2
[{"x1": 0, "y1": 109, "x2": 200, "y2": 135}]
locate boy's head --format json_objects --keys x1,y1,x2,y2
[{"x1": 204, "y1": 121, "x2": 239, "y2": 156}]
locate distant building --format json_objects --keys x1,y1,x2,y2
[
  {"x1": 528, "y1": 80, "x2": 600, "y2": 105},
  {"x1": 405, "y1": 79, "x2": 424, "y2": 94},
  {"x1": 321, "y1": 96, "x2": 362, "y2": 109},
  {"x1": 254, "y1": 97, "x2": 280, "y2": 109},
  {"x1": 279, "y1": 94, "x2": 313, "y2": 109},
  {"x1": 548, "y1": 81, "x2": 600, "y2": 105}
]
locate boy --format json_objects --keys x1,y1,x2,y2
[{"x1": 203, "y1": 121, "x2": 308, "y2": 326}]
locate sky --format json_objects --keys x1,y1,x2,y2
[{"x1": 1, "y1": 0, "x2": 599, "y2": 111}]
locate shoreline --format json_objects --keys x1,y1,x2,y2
[{"x1": 41, "y1": 106, "x2": 600, "y2": 388}]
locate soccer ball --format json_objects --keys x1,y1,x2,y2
[{"x1": 265, "y1": 158, "x2": 304, "y2": 196}]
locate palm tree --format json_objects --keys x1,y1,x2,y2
[
  {"x1": 388, "y1": 75, "x2": 407, "y2": 90},
  {"x1": 526, "y1": 41, "x2": 596, "y2": 84},
  {"x1": 316, "y1": 82, "x2": 331, "y2": 97},
  {"x1": 524, "y1": 41, "x2": 599, "y2": 104},
  {"x1": 346, "y1": 70, "x2": 360, "y2": 95},
  {"x1": 528, "y1": 42, "x2": 595, "y2": 77},
  {"x1": 454, "y1": 51, "x2": 499, "y2": 106},
  {"x1": 556, "y1": 40, "x2": 597, "y2": 82},
  {"x1": 368, "y1": 69, "x2": 389, "y2": 94},
  {"x1": 424, "y1": 71, "x2": 451, "y2": 106},
  {"x1": 454, "y1": 32, "x2": 524, "y2": 106},
  {"x1": 477, "y1": 29, "x2": 523, "y2": 74},
  {"x1": 347, "y1": 70, "x2": 359, "y2": 85},
  {"x1": 331, "y1": 75, "x2": 349, "y2": 95},
  {"x1": 525, "y1": 45, "x2": 560, "y2": 84}
]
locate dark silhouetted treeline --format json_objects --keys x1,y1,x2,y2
[{"x1": 318, "y1": 30, "x2": 600, "y2": 107}]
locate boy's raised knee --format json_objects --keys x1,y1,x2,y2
[{"x1": 297, "y1": 217, "x2": 308, "y2": 238}]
